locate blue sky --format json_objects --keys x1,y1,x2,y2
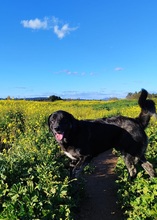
[{"x1": 1, "y1": 0, "x2": 157, "y2": 99}]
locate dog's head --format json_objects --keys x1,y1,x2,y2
[{"x1": 48, "y1": 110, "x2": 76, "y2": 143}]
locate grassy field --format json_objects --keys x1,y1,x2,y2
[{"x1": 0, "y1": 99, "x2": 157, "y2": 219}]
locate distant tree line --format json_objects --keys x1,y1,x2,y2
[
  {"x1": 3, "y1": 92, "x2": 157, "y2": 101},
  {"x1": 126, "y1": 91, "x2": 157, "y2": 99},
  {"x1": 4, "y1": 95, "x2": 62, "y2": 102}
]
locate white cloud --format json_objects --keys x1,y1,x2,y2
[
  {"x1": 54, "y1": 69, "x2": 78, "y2": 75},
  {"x1": 21, "y1": 18, "x2": 48, "y2": 29},
  {"x1": 114, "y1": 67, "x2": 124, "y2": 71},
  {"x1": 54, "y1": 24, "x2": 78, "y2": 39},
  {"x1": 21, "y1": 16, "x2": 78, "y2": 39},
  {"x1": 53, "y1": 69, "x2": 96, "y2": 76}
]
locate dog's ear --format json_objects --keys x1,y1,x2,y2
[{"x1": 70, "y1": 115, "x2": 78, "y2": 132}]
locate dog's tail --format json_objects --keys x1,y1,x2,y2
[{"x1": 136, "y1": 89, "x2": 156, "y2": 129}]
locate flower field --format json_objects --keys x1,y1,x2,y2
[
  {"x1": 116, "y1": 120, "x2": 157, "y2": 219},
  {"x1": 0, "y1": 99, "x2": 157, "y2": 219}
]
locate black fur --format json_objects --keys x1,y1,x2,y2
[{"x1": 48, "y1": 89, "x2": 156, "y2": 179}]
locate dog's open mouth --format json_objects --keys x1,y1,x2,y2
[{"x1": 55, "y1": 132, "x2": 64, "y2": 141}]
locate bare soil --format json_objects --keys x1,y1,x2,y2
[{"x1": 75, "y1": 149, "x2": 124, "y2": 220}]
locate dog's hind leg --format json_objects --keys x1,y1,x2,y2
[
  {"x1": 123, "y1": 153, "x2": 138, "y2": 180},
  {"x1": 140, "y1": 156, "x2": 155, "y2": 178}
]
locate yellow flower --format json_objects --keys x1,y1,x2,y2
[
  {"x1": 8, "y1": 123, "x2": 12, "y2": 128},
  {"x1": 3, "y1": 138, "x2": 7, "y2": 143},
  {"x1": 48, "y1": 149, "x2": 51, "y2": 155}
]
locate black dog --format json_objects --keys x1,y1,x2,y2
[{"x1": 48, "y1": 89, "x2": 156, "y2": 179}]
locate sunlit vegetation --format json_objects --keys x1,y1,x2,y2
[{"x1": 0, "y1": 99, "x2": 157, "y2": 219}]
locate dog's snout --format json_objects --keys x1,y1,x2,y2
[{"x1": 54, "y1": 125, "x2": 61, "y2": 132}]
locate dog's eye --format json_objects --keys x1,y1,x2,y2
[{"x1": 53, "y1": 116, "x2": 57, "y2": 120}]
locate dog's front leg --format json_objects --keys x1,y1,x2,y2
[
  {"x1": 71, "y1": 156, "x2": 92, "y2": 178},
  {"x1": 69, "y1": 159, "x2": 79, "y2": 177},
  {"x1": 71, "y1": 157, "x2": 84, "y2": 178}
]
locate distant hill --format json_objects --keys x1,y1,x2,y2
[{"x1": 1, "y1": 91, "x2": 157, "y2": 101}]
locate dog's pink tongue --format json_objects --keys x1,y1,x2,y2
[{"x1": 55, "y1": 133, "x2": 63, "y2": 141}]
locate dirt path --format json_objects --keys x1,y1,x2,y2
[{"x1": 75, "y1": 150, "x2": 124, "y2": 220}]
